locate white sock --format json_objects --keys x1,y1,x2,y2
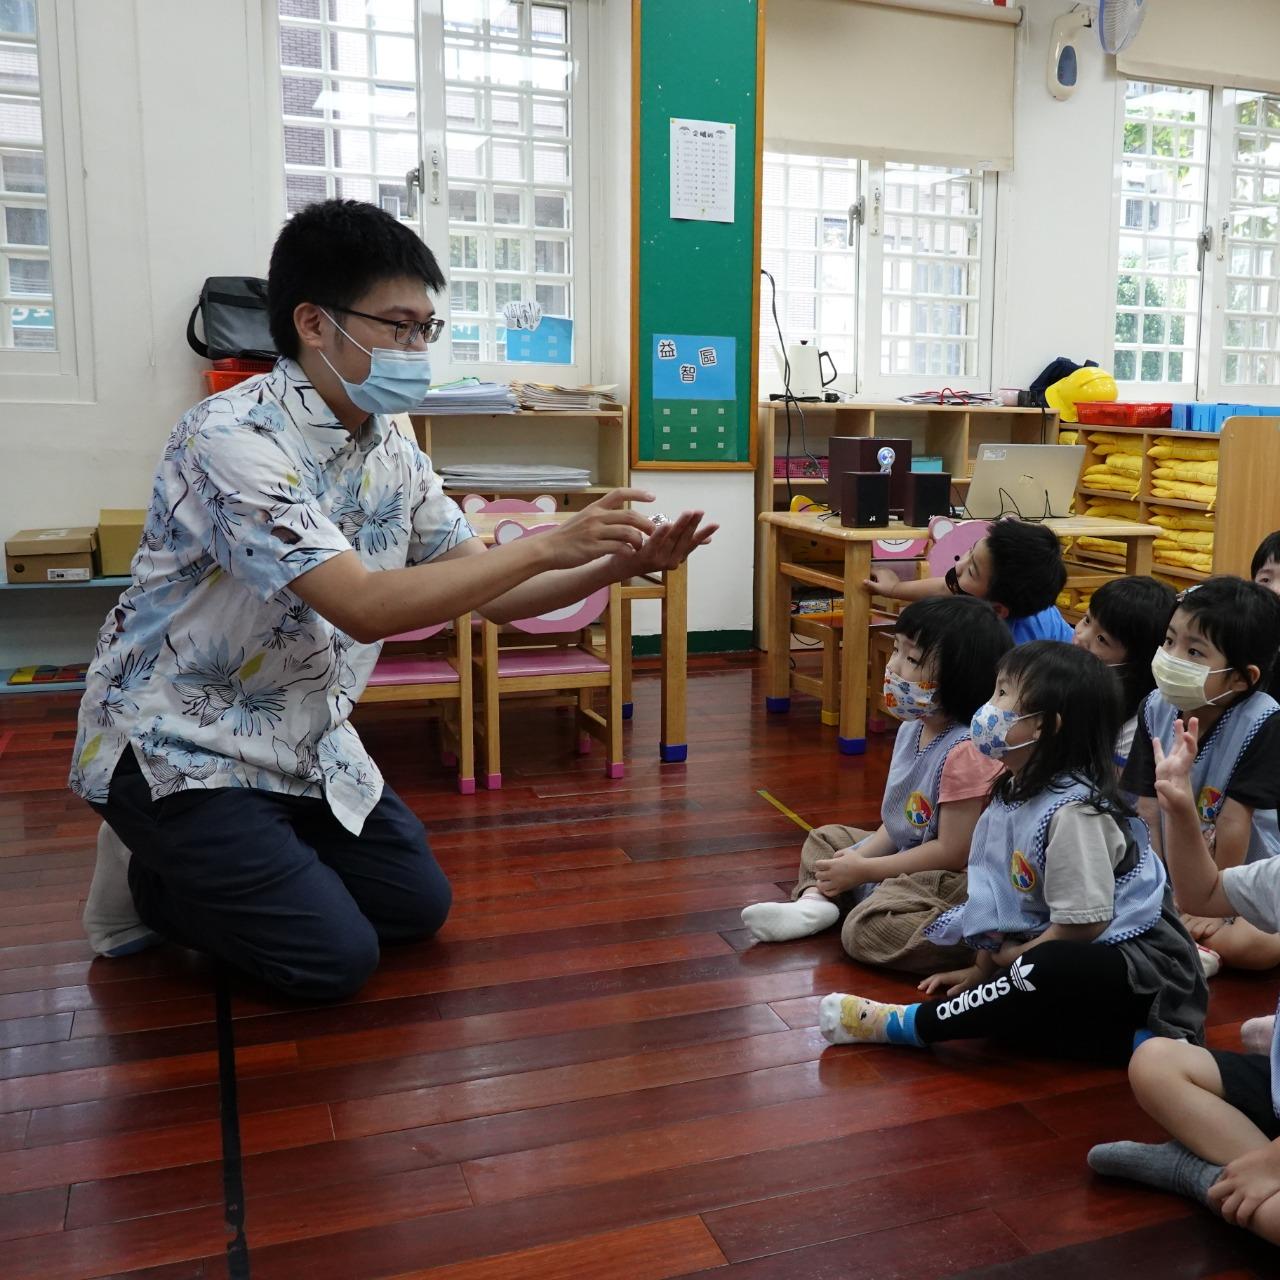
[
  {"x1": 741, "y1": 895, "x2": 839, "y2": 942},
  {"x1": 83, "y1": 823, "x2": 160, "y2": 958},
  {"x1": 1242, "y1": 1015, "x2": 1275, "y2": 1055},
  {"x1": 1197, "y1": 944, "x2": 1221, "y2": 979}
]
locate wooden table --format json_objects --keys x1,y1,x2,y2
[
  {"x1": 467, "y1": 512, "x2": 689, "y2": 762},
  {"x1": 758, "y1": 510, "x2": 1161, "y2": 756}
]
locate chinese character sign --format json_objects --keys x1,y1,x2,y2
[{"x1": 651, "y1": 335, "x2": 735, "y2": 400}]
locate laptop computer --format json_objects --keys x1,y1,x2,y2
[{"x1": 965, "y1": 443, "x2": 1086, "y2": 520}]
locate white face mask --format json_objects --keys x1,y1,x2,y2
[{"x1": 1150, "y1": 646, "x2": 1233, "y2": 711}]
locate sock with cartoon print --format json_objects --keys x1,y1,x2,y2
[{"x1": 819, "y1": 993, "x2": 923, "y2": 1046}]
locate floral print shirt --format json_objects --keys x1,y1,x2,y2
[{"x1": 68, "y1": 358, "x2": 474, "y2": 834}]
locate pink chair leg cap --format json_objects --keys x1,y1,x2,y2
[
  {"x1": 485, "y1": 772, "x2": 503, "y2": 790},
  {"x1": 457, "y1": 777, "x2": 476, "y2": 795},
  {"x1": 606, "y1": 762, "x2": 625, "y2": 778},
  {"x1": 577, "y1": 735, "x2": 593, "y2": 755}
]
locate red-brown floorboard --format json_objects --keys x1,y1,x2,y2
[{"x1": 0, "y1": 654, "x2": 1274, "y2": 1277}]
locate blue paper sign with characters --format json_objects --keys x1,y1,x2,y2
[
  {"x1": 652, "y1": 334, "x2": 735, "y2": 400},
  {"x1": 503, "y1": 316, "x2": 574, "y2": 365}
]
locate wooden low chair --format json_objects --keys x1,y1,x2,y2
[
  {"x1": 474, "y1": 519, "x2": 624, "y2": 789},
  {"x1": 361, "y1": 619, "x2": 475, "y2": 793}
]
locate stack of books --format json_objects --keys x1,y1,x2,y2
[
  {"x1": 440, "y1": 464, "x2": 593, "y2": 491},
  {"x1": 416, "y1": 380, "x2": 518, "y2": 413},
  {"x1": 510, "y1": 382, "x2": 621, "y2": 412}
]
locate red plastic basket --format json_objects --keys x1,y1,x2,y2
[
  {"x1": 202, "y1": 369, "x2": 257, "y2": 394},
  {"x1": 773, "y1": 456, "x2": 829, "y2": 479},
  {"x1": 1076, "y1": 402, "x2": 1172, "y2": 428},
  {"x1": 212, "y1": 357, "x2": 275, "y2": 373}
]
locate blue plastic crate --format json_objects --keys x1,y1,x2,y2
[{"x1": 1171, "y1": 402, "x2": 1279, "y2": 432}]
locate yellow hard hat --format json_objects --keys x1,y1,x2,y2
[{"x1": 1045, "y1": 366, "x2": 1117, "y2": 422}]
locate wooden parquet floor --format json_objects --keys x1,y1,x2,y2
[{"x1": 1, "y1": 654, "x2": 1277, "y2": 1278}]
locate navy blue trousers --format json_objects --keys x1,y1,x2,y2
[{"x1": 90, "y1": 752, "x2": 451, "y2": 1000}]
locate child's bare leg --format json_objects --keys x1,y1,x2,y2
[
  {"x1": 1129, "y1": 1037, "x2": 1270, "y2": 1164},
  {"x1": 1206, "y1": 918, "x2": 1280, "y2": 971},
  {"x1": 1089, "y1": 1038, "x2": 1272, "y2": 1214}
]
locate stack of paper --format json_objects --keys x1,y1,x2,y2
[
  {"x1": 510, "y1": 382, "x2": 621, "y2": 412},
  {"x1": 440, "y1": 464, "x2": 593, "y2": 491},
  {"x1": 416, "y1": 380, "x2": 518, "y2": 414}
]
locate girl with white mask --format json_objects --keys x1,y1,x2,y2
[{"x1": 1122, "y1": 577, "x2": 1280, "y2": 972}]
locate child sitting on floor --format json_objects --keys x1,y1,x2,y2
[
  {"x1": 1089, "y1": 714, "x2": 1280, "y2": 1246},
  {"x1": 742, "y1": 596, "x2": 1012, "y2": 974},
  {"x1": 818, "y1": 641, "x2": 1206, "y2": 1061},
  {"x1": 864, "y1": 516, "x2": 1072, "y2": 644},
  {"x1": 1072, "y1": 575, "x2": 1176, "y2": 769},
  {"x1": 1252, "y1": 531, "x2": 1280, "y2": 597},
  {"x1": 1122, "y1": 577, "x2": 1280, "y2": 971}
]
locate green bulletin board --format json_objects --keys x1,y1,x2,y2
[{"x1": 631, "y1": 0, "x2": 762, "y2": 470}]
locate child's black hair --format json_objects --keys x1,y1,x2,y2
[
  {"x1": 984, "y1": 519, "x2": 1068, "y2": 621},
  {"x1": 1251, "y1": 531, "x2": 1280, "y2": 580},
  {"x1": 893, "y1": 596, "x2": 1013, "y2": 724},
  {"x1": 993, "y1": 641, "x2": 1129, "y2": 814},
  {"x1": 1171, "y1": 576, "x2": 1280, "y2": 693},
  {"x1": 1087, "y1": 575, "x2": 1177, "y2": 721},
  {"x1": 267, "y1": 199, "x2": 446, "y2": 359}
]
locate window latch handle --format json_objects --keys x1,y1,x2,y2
[{"x1": 1196, "y1": 223, "x2": 1213, "y2": 272}]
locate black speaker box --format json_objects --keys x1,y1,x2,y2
[
  {"x1": 839, "y1": 471, "x2": 890, "y2": 529},
  {"x1": 828, "y1": 437, "x2": 912, "y2": 511},
  {"x1": 903, "y1": 472, "x2": 952, "y2": 526}
]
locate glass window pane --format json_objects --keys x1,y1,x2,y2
[{"x1": 1113, "y1": 81, "x2": 1209, "y2": 387}]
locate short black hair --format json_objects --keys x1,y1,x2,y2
[
  {"x1": 1087, "y1": 575, "x2": 1177, "y2": 721},
  {"x1": 1252, "y1": 531, "x2": 1280, "y2": 579},
  {"x1": 894, "y1": 596, "x2": 1013, "y2": 724},
  {"x1": 267, "y1": 199, "x2": 446, "y2": 359},
  {"x1": 994, "y1": 640, "x2": 1128, "y2": 814},
  {"x1": 983, "y1": 519, "x2": 1068, "y2": 620},
  {"x1": 1172, "y1": 576, "x2": 1280, "y2": 692}
]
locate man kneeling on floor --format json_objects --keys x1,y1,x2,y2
[{"x1": 71, "y1": 198, "x2": 714, "y2": 1000}]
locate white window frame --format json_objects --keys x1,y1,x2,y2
[
  {"x1": 758, "y1": 152, "x2": 861, "y2": 398},
  {"x1": 1107, "y1": 80, "x2": 1280, "y2": 407},
  {"x1": 860, "y1": 161, "x2": 997, "y2": 399},
  {"x1": 758, "y1": 155, "x2": 997, "y2": 400},
  {"x1": 266, "y1": 0, "x2": 592, "y2": 386},
  {"x1": 0, "y1": 0, "x2": 92, "y2": 403},
  {"x1": 1202, "y1": 86, "x2": 1280, "y2": 404}
]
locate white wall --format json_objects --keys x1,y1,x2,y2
[
  {"x1": 993, "y1": 0, "x2": 1122, "y2": 386},
  {"x1": 1, "y1": 0, "x2": 275, "y2": 664}
]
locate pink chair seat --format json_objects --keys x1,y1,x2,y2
[
  {"x1": 496, "y1": 650, "x2": 609, "y2": 678},
  {"x1": 367, "y1": 656, "x2": 458, "y2": 687}
]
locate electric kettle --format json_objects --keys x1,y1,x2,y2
[{"x1": 774, "y1": 340, "x2": 837, "y2": 398}]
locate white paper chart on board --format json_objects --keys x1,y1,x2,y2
[{"x1": 669, "y1": 117, "x2": 735, "y2": 223}]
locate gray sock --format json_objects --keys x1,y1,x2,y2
[{"x1": 1088, "y1": 1140, "x2": 1223, "y2": 1206}]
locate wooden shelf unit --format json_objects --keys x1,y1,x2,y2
[
  {"x1": 407, "y1": 408, "x2": 628, "y2": 511},
  {"x1": 1069, "y1": 415, "x2": 1280, "y2": 586},
  {"x1": 754, "y1": 401, "x2": 1057, "y2": 647}
]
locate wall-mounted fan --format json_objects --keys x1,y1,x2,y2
[{"x1": 1048, "y1": 0, "x2": 1148, "y2": 101}]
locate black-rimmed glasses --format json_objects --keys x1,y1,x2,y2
[{"x1": 327, "y1": 306, "x2": 444, "y2": 346}]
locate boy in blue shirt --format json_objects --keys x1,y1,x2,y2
[{"x1": 865, "y1": 517, "x2": 1072, "y2": 644}]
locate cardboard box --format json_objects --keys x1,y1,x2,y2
[
  {"x1": 98, "y1": 509, "x2": 146, "y2": 577},
  {"x1": 5, "y1": 527, "x2": 100, "y2": 584}
]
